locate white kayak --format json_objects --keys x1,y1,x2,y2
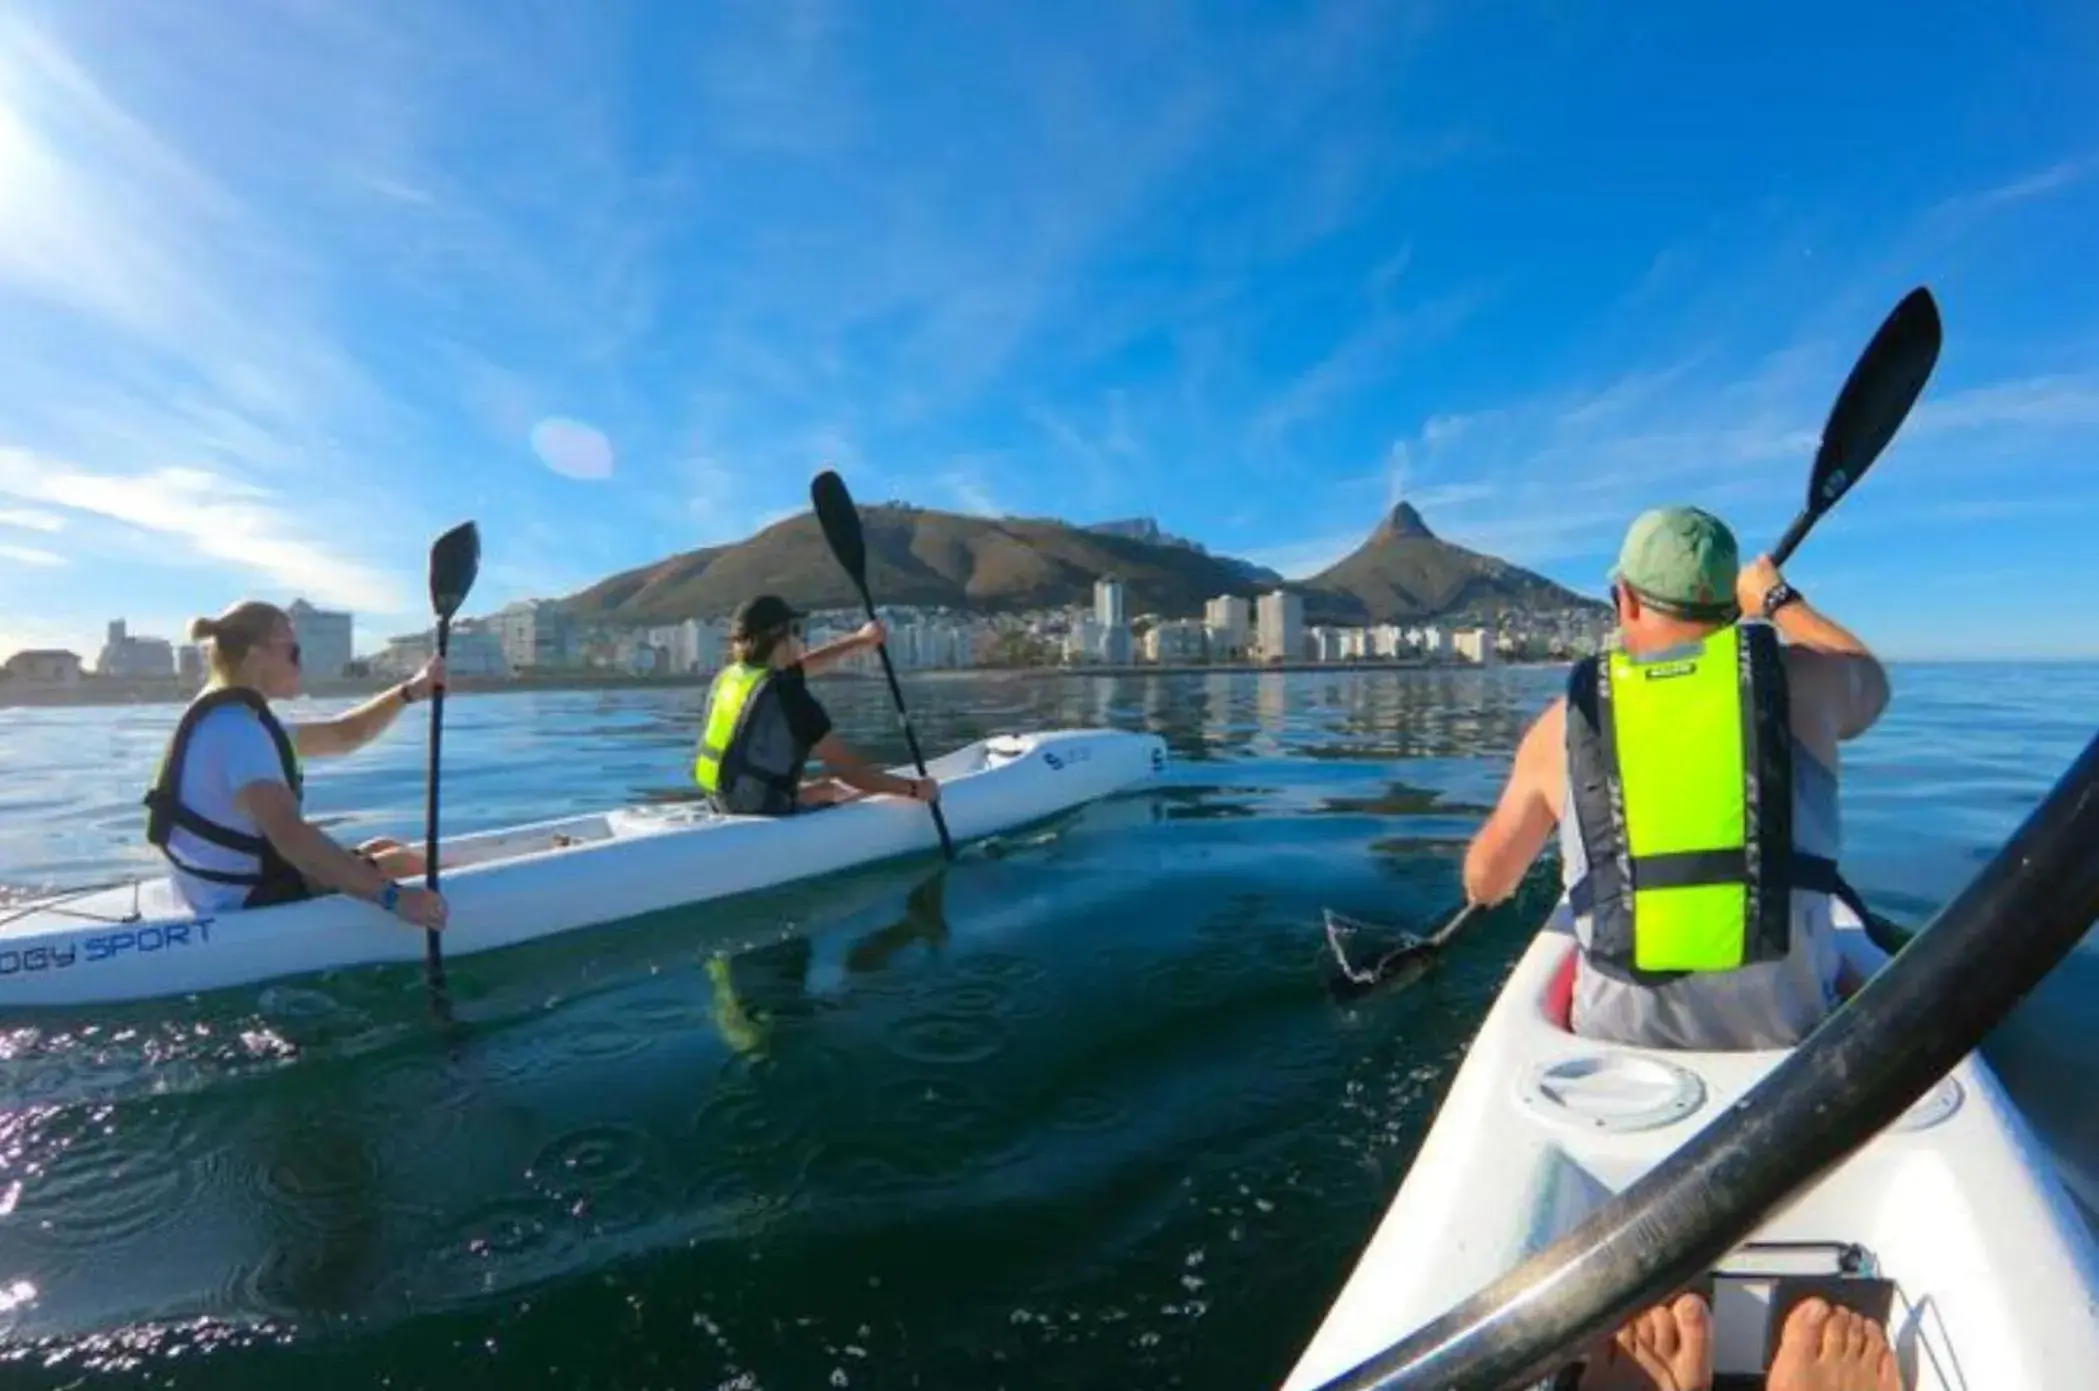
[
  {"x1": 0, "y1": 728, "x2": 1167, "y2": 1010},
  {"x1": 1284, "y1": 899, "x2": 2099, "y2": 1391}
]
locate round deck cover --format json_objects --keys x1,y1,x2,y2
[{"x1": 1520, "y1": 1052, "x2": 1707, "y2": 1133}]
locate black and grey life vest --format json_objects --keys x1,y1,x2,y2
[{"x1": 143, "y1": 686, "x2": 308, "y2": 907}]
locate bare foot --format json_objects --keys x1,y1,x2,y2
[
  {"x1": 1578, "y1": 1292, "x2": 1713, "y2": 1391},
  {"x1": 1767, "y1": 1297, "x2": 1901, "y2": 1391}
]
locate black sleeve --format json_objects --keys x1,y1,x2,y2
[{"x1": 775, "y1": 667, "x2": 834, "y2": 748}]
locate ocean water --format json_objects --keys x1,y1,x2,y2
[{"x1": 0, "y1": 664, "x2": 2092, "y2": 1389}]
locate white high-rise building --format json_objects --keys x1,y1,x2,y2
[
  {"x1": 1256, "y1": 590, "x2": 1303, "y2": 665},
  {"x1": 1094, "y1": 577, "x2": 1129, "y2": 665},
  {"x1": 1453, "y1": 627, "x2": 1497, "y2": 666},
  {"x1": 1146, "y1": 619, "x2": 1207, "y2": 664},
  {"x1": 488, "y1": 600, "x2": 576, "y2": 671},
  {"x1": 1065, "y1": 614, "x2": 1104, "y2": 665},
  {"x1": 1204, "y1": 595, "x2": 1251, "y2": 660},
  {"x1": 287, "y1": 599, "x2": 354, "y2": 678}
]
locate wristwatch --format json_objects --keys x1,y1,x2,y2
[
  {"x1": 378, "y1": 882, "x2": 402, "y2": 915},
  {"x1": 398, "y1": 682, "x2": 417, "y2": 705},
  {"x1": 1761, "y1": 580, "x2": 1802, "y2": 618}
]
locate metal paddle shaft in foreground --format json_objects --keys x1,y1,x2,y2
[
  {"x1": 422, "y1": 520, "x2": 481, "y2": 995},
  {"x1": 1310, "y1": 726, "x2": 2099, "y2": 1391},
  {"x1": 1772, "y1": 286, "x2": 1942, "y2": 565},
  {"x1": 809, "y1": 469, "x2": 956, "y2": 860}
]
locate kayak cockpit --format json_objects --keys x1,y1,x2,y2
[{"x1": 1282, "y1": 903, "x2": 2099, "y2": 1391}]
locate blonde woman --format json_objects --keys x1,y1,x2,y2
[{"x1": 143, "y1": 600, "x2": 450, "y2": 930}]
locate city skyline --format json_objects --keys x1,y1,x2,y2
[{"x1": 3, "y1": 4, "x2": 2097, "y2": 664}]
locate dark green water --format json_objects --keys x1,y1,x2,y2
[{"x1": 0, "y1": 666, "x2": 2093, "y2": 1388}]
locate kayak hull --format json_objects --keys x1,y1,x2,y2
[
  {"x1": 1284, "y1": 901, "x2": 2099, "y2": 1391},
  {"x1": 0, "y1": 728, "x2": 1167, "y2": 1009}
]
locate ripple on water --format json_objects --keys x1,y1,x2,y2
[
  {"x1": 868, "y1": 1073, "x2": 1002, "y2": 1140},
  {"x1": 24, "y1": 1109, "x2": 203, "y2": 1251},
  {"x1": 533, "y1": 1010, "x2": 662, "y2": 1069},
  {"x1": 954, "y1": 952, "x2": 1048, "y2": 991},
  {"x1": 531, "y1": 1124, "x2": 656, "y2": 1188},
  {"x1": 1047, "y1": 1088, "x2": 1132, "y2": 1134},
  {"x1": 249, "y1": 1126, "x2": 385, "y2": 1237},
  {"x1": 883, "y1": 1009, "x2": 1011, "y2": 1066}
]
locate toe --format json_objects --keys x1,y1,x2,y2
[
  {"x1": 1785, "y1": 1297, "x2": 1834, "y2": 1359},
  {"x1": 1648, "y1": 1304, "x2": 1680, "y2": 1361},
  {"x1": 1840, "y1": 1309, "x2": 1870, "y2": 1363}
]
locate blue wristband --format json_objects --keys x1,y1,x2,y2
[{"x1": 378, "y1": 882, "x2": 401, "y2": 914}]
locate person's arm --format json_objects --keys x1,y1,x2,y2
[
  {"x1": 236, "y1": 781, "x2": 448, "y2": 928},
  {"x1": 1737, "y1": 555, "x2": 1889, "y2": 737},
  {"x1": 293, "y1": 657, "x2": 447, "y2": 759},
  {"x1": 810, "y1": 733, "x2": 937, "y2": 802},
  {"x1": 801, "y1": 622, "x2": 885, "y2": 677},
  {"x1": 1737, "y1": 555, "x2": 1878, "y2": 660},
  {"x1": 1462, "y1": 699, "x2": 1564, "y2": 907}
]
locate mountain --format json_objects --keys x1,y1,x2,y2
[
  {"x1": 554, "y1": 499, "x2": 1601, "y2": 628},
  {"x1": 1083, "y1": 518, "x2": 1285, "y2": 587},
  {"x1": 1303, "y1": 503, "x2": 1606, "y2": 624},
  {"x1": 558, "y1": 505, "x2": 1285, "y2": 625}
]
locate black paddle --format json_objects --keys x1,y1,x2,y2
[
  {"x1": 1317, "y1": 287, "x2": 1945, "y2": 997},
  {"x1": 809, "y1": 470, "x2": 956, "y2": 861},
  {"x1": 1772, "y1": 285, "x2": 1942, "y2": 564},
  {"x1": 421, "y1": 521, "x2": 481, "y2": 1003},
  {"x1": 1323, "y1": 903, "x2": 1482, "y2": 999}
]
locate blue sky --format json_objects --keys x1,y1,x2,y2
[{"x1": 2, "y1": 0, "x2": 2096, "y2": 663}]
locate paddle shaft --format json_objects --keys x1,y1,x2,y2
[
  {"x1": 1770, "y1": 509, "x2": 1816, "y2": 567},
  {"x1": 1313, "y1": 728, "x2": 2099, "y2": 1390},
  {"x1": 422, "y1": 614, "x2": 451, "y2": 990},
  {"x1": 853, "y1": 583, "x2": 956, "y2": 859}
]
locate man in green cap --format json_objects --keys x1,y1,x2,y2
[{"x1": 1461, "y1": 506, "x2": 1889, "y2": 1049}]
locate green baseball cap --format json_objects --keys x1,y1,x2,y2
[{"x1": 1608, "y1": 506, "x2": 1740, "y2": 619}]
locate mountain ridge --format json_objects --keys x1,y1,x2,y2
[{"x1": 555, "y1": 499, "x2": 1607, "y2": 628}]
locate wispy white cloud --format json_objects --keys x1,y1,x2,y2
[
  {"x1": 1934, "y1": 156, "x2": 2098, "y2": 220},
  {"x1": 0, "y1": 449, "x2": 412, "y2": 611},
  {"x1": 0, "y1": 542, "x2": 64, "y2": 567},
  {"x1": 0, "y1": 506, "x2": 63, "y2": 532},
  {"x1": 1910, "y1": 374, "x2": 2099, "y2": 432}
]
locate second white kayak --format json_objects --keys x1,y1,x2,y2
[
  {"x1": 1282, "y1": 898, "x2": 2099, "y2": 1391},
  {"x1": 0, "y1": 727, "x2": 1168, "y2": 1010}
]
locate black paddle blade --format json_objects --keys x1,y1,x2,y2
[
  {"x1": 429, "y1": 521, "x2": 481, "y2": 619},
  {"x1": 1323, "y1": 909, "x2": 1431, "y2": 999},
  {"x1": 810, "y1": 469, "x2": 868, "y2": 589},
  {"x1": 1774, "y1": 288, "x2": 1941, "y2": 563}
]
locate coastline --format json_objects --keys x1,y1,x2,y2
[{"x1": 0, "y1": 657, "x2": 1549, "y2": 710}]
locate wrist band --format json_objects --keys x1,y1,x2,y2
[{"x1": 378, "y1": 881, "x2": 401, "y2": 913}]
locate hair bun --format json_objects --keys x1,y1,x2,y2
[{"x1": 187, "y1": 616, "x2": 218, "y2": 642}]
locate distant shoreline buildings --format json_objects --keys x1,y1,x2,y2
[{"x1": 3, "y1": 586, "x2": 1609, "y2": 702}]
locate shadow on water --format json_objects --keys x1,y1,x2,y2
[{"x1": 0, "y1": 666, "x2": 2093, "y2": 1388}]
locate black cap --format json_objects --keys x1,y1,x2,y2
[{"x1": 730, "y1": 594, "x2": 804, "y2": 639}]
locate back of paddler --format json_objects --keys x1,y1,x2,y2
[
  {"x1": 694, "y1": 594, "x2": 940, "y2": 815},
  {"x1": 1461, "y1": 506, "x2": 1890, "y2": 1050}
]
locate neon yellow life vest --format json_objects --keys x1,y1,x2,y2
[
  {"x1": 694, "y1": 662, "x2": 808, "y2": 814},
  {"x1": 694, "y1": 663, "x2": 768, "y2": 792},
  {"x1": 1564, "y1": 623, "x2": 1839, "y2": 980}
]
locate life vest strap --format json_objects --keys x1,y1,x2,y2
[{"x1": 1569, "y1": 852, "x2": 1841, "y2": 913}]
